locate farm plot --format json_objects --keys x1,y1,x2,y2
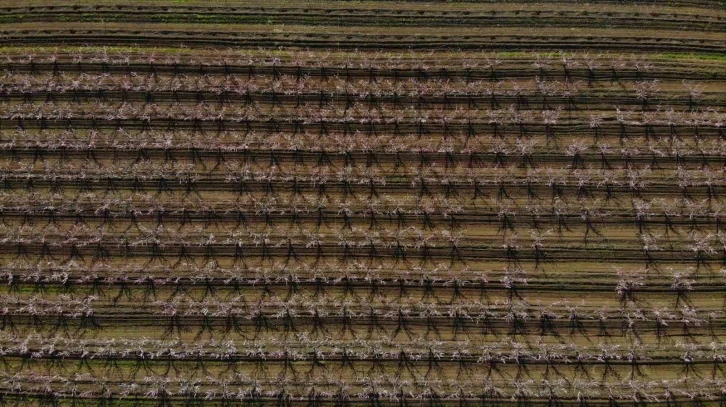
[{"x1": 0, "y1": 2, "x2": 724, "y2": 407}]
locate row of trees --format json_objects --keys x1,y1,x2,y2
[
  {"x1": 3, "y1": 50, "x2": 674, "y2": 82},
  {"x1": 0, "y1": 374, "x2": 722, "y2": 407},
  {"x1": 2, "y1": 72, "x2": 703, "y2": 111}
]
